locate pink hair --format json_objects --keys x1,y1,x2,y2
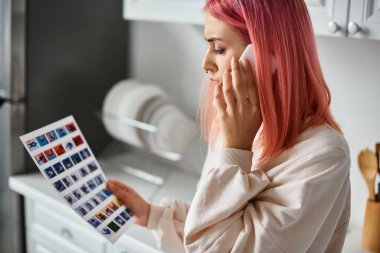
[{"x1": 199, "y1": 0, "x2": 342, "y2": 161}]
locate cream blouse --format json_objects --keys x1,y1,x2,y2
[{"x1": 146, "y1": 124, "x2": 351, "y2": 253}]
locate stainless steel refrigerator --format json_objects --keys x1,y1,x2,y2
[{"x1": 0, "y1": 0, "x2": 129, "y2": 252}]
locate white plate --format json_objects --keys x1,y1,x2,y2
[
  {"x1": 102, "y1": 79, "x2": 140, "y2": 140},
  {"x1": 117, "y1": 84, "x2": 165, "y2": 148}
]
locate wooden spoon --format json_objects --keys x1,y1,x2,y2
[{"x1": 358, "y1": 149, "x2": 378, "y2": 201}]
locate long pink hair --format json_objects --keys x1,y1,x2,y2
[{"x1": 199, "y1": 0, "x2": 342, "y2": 161}]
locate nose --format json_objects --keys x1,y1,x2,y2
[{"x1": 202, "y1": 50, "x2": 214, "y2": 73}]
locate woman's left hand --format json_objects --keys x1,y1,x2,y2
[{"x1": 213, "y1": 56, "x2": 262, "y2": 151}]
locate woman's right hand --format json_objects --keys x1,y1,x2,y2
[{"x1": 107, "y1": 179, "x2": 150, "y2": 227}]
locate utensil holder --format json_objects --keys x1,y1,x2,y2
[{"x1": 361, "y1": 199, "x2": 380, "y2": 252}]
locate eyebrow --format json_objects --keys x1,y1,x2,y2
[{"x1": 204, "y1": 37, "x2": 223, "y2": 42}]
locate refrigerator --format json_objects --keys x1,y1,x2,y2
[{"x1": 0, "y1": 0, "x2": 129, "y2": 252}]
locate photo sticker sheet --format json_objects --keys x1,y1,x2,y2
[{"x1": 19, "y1": 115, "x2": 135, "y2": 243}]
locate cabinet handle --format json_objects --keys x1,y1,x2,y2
[
  {"x1": 327, "y1": 21, "x2": 340, "y2": 33},
  {"x1": 60, "y1": 228, "x2": 73, "y2": 240},
  {"x1": 347, "y1": 22, "x2": 361, "y2": 35}
]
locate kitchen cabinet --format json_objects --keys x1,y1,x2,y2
[
  {"x1": 306, "y1": 0, "x2": 380, "y2": 40},
  {"x1": 123, "y1": 0, "x2": 204, "y2": 25},
  {"x1": 123, "y1": 0, "x2": 380, "y2": 40},
  {"x1": 9, "y1": 154, "x2": 199, "y2": 253}
]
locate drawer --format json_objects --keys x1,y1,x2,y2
[
  {"x1": 112, "y1": 235, "x2": 163, "y2": 253},
  {"x1": 30, "y1": 201, "x2": 107, "y2": 253},
  {"x1": 27, "y1": 225, "x2": 88, "y2": 253}
]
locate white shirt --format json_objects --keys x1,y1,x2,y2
[{"x1": 146, "y1": 123, "x2": 351, "y2": 253}]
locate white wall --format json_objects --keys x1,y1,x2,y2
[{"x1": 128, "y1": 21, "x2": 380, "y2": 228}]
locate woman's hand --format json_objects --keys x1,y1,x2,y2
[
  {"x1": 214, "y1": 57, "x2": 262, "y2": 151},
  {"x1": 107, "y1": 179, "x2": 150, "y2": 227}
]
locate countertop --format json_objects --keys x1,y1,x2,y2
[{"x1": 8, "y1": 149, "x2": 371, "y2": 252}]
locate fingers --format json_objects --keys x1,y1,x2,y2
[
  {"x1": 222, "y1": 66, "x2": 236, "y2": 108},
  {"x1": 243, "y1": 59, "x2": 259, "y2": 107},
  {"x1": 107, "y1": 180, "x2": 135, "y2": 205},
  {"x1": 107, "y1": 179, "x2": 134, "y2": 193},
  {"x1": 231, "y1": 57, "x2": 249, "y2": 106},
  {"x1": 214, "y1": 81, "x2": 226, "y2": 112}
]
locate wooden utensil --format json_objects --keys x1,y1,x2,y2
[{"x1": 358, "y1": 149, "x2": 378, "y2": 201}]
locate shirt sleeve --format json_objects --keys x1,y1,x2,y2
[
  {"x1": 147, "y1": 146, "x2": 350, "y2": 253},
  {"x1": 146, "y1": 147, "x2": 271, "y2": 253},
  {"x1": 184, "y1": 147, "x2": 350, "y2": 253}
]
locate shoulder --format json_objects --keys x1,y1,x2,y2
[
  {"x1": 293, "y1": 124, "x2": 350, "y2": 159},
  {"x1": 258, "y1": 124, "x2": 351, "y2": 176}
]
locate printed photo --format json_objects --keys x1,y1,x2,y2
[
  {"x1": 79, "y1": 148, "x2": 91, "y2": 160},
  {"x1": 107, "y1": 221, "x2": 120, "y2": 233},
  {"x1": 36, "y1": 134, "x2": 49, "y2": 147},
  {"x1": 56, "y1": 126, "x2": 68, "y2": 138},
  {"x1": 115, "y1": 198, "x2": 123, "y2": 207},
  {"x1": 114, "y1": 216, "x2": 126, "y2": 226},
  {"x1": 44, "y1": 148, "x2": 57, "y2": 161},
  {"x1": 70, "y1": 171, "x2": 82, "y2": 182},
  {"x1": 108, "y1": 201, "x2": 119, "y2": 211},
  {"x1": 53, "y1": 144, "x2": 65, "y2": 156},
  {"x1": 103, "y1": 206, "x2": 114, "y2": 217},
  {"x1": 52, "y1": 162, "x2": 65, "y2": 174},
  {"x1": 120, "y1": 211, "x2": 130, "y2": 222},
  {"x1": 102, "y1": 188, "x2": 112, "y2": 197},
  {"x1": 46, "y1": 130, "x2": 58, "y2": 142},
  {"x1": 62, "y1": 176, "x2": 74, "y2": 188},
  {"x1": 62, "y1": 157, "x2": 74, "y2": 169},
  {"x1": 101, "y1": 228, "x2": 112, "y2": 237},
  {"x1": 75, "y1": 205, "x2": 88, "y2": 217},
  {"x1": 87, "y1": 161, "x2": 98, "y2": 172},
  {"x1": 95, "y1": 211, "x2": 107, "y2": 222},
  {"x1": 71, "y1": 153, "x2": 82, "y2": 164},
  {"x1": 84, "y1": 201, "x2": 94, "y2": 211},
  {"x1": 96, "y1": 191, "x2": 108, "y2": 201},
  {"x1": 80, "y1": 184, "x2": 90, "y2": 194},
  {"x1": 88, "y1": 217, "x2": 101, "y2": 228},
  {"x1": 53, "y1": 180, "x2": 66, "y2": 192},
  {"x1": 79, "y1": 167, "x2": 89, "y2": 177},
  {"x1": 43, "y1": 167, "x2": 56, "y2": 179},
  {"x1": 64, "y1": 140, "x2": 75, "y2": 151},
  {"x1": 26, "y1": 138, "x2": 39, "y2": 151},
  {"x1": 90, "y1": 196, "x2": 101, "y2": 206},
  {"x1": 94, "y1": 175, "x2": 105, "y2": 186},
  {"x1": 86, "y1": 179, "x2": 97, "y2": 190},
  {"x1": 72, "y1": 189, "x2": 83, "y2": 200},
  {"x1": 72, "y1": 135, "x2": 84, "y2": 146},
  {"x1": 64, "y1": 193, "x2": 77, "y2": 205},
  {"x1": 65, "y1": 122, "x2": 77, "y2": 133},
  {"x1": 125, "y1": 208, "x2": 133, "y2": 217},
  {"x1": 34, "y1": 152, "x2": 48, "y2": 165}
]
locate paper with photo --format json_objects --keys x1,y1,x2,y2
[{"x1": 19, "y1": 115, "x2": 135, "y2": 244}]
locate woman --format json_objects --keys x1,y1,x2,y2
[{"x1": 107, "y1": 1, "x2": 351, "y2": 252}]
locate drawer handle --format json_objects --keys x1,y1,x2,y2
[{"x1": 60, "y1": 228, "x2": 73, "y2": 240}]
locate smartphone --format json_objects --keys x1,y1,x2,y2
[{"x1": 238, "y1": 44, "x2": 277, "y2": 74}]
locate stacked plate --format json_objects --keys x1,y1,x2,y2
[{"x1": 102, "y1": 79, "x2": 197, "y2": 159}]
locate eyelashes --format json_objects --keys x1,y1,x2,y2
[{"x1": 213, "y1": 49, "x2": 225, "y2": 55}]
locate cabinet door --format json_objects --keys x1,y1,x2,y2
[
  {"x1": 27, "y1": 225, "x2": 88, "y2": 253},
  {"x1": 123, "y1": 0, "x2": 205, "y2": 25},
  {"x1": 348, "y1": 0, "x2": 380, "y2": 40},
  {"x1": 305, "y1": 0, "x2": 350, "y2": 37}
]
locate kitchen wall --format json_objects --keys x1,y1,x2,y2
[{"x1": 127, "y1": 20, "x2": 380, "y2": 228}]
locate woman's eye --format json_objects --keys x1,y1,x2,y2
[{"x1": 213, "y1": 49, "x2": 225, "y2": 55}]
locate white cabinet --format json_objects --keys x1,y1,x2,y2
[
  {"x1": 306, "y1": 0, "x2": 380, "y2": 40},
  {"x1": 123, "y1": 0, "x2": 205, "y2": 25},
  {"x1": 348, "y1": 0, "x2": 380, "y2": 39},
  {"x1": 305, "y1": 0, "x2": 350, "y2": 37},
  {"x1": 123, "y1": 0, "x2": 380, "y2": 40}
]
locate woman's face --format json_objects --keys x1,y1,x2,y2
[{"x1": 203, "y1": 11, "x2": 247, "y2": 83}]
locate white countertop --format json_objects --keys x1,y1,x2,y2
[
  {"x1": 9, "y1": 153, "x2": 200, "y2": 251},
  {"x1": 8, "y1": 151, "x2": 371, "y2": 252}
]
